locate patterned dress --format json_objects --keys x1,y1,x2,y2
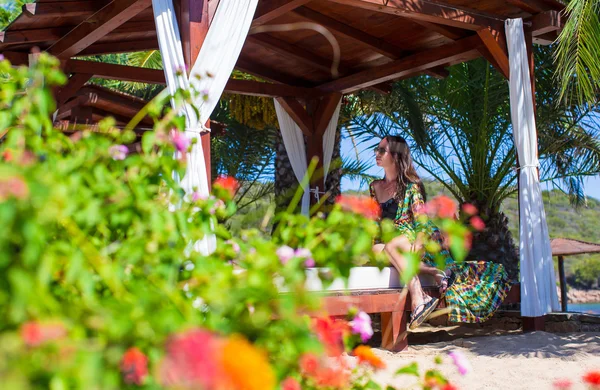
[{"x1": 370, "y1": 180, "x2": 511, "y2": 323}]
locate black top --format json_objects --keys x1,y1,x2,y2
[{"x1": 380, "y1": 198, "x2": 399, "y2": 221}]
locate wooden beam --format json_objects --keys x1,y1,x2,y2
[
  {"x1": 532, "y1": 30, "x2": 558, "y2": 45},
  {"x1": 247, "y1": 34, "x2": 344, "y2": 76},
  {"x1": 252, "y1": 0, "x2": 313, "y2": 26},
  {"x1": 55, "y1": 73, "x2": 93, "y2": 107},
  {"x1": 318, "y1": 34, "x2": 482, "y2": 93},
  {"x1": 24, "y1": 2, "x2": 100, "y2": 18},
  {"x1": 65, "y1": 60, "x2": 166, "y2": 84},
  {"x1": 409, "y1": 19, "x2": 465, "y2": 40},
  {"x1": 78, "y1": 39, "x2": 159, "y2": 56},
  {"x1": 424, "y1": 66, "x2": 450, "y2": 79},
  {"x1": 235, "y1": 57, "x2": 312, "y2": 86},
  {"x1": 179, "y1": 0, "x2": 210, "y2": 68},
  {"x1": 312, "y1": 93, "x2": 342, "y2": 136},
  {"x1": 275, "y1": 97, "x2": 313, "y2": 136},
  {"x1": 47, "y1": 0, "x2": 152, "y2": 58},
  {"x1": 225, "y1": 79, "x2": 322, "y2": 98},
  {"x1": 56, "y1": 94, "x2": 94, "y2": 120},
  {"x1": 0, "y1": 51, "x2": 29, "y2": 66},
  {"x1": 506, "y1": 0, "x2": 547, "y2": 14},
  {"x1": 528, "y1": 10, "x2": 562, "y2": 37},
  {"x1": 326, "y1": 0, "x2": 504, "y2": 31},
  {"x1": 292, "y1": 6, "x2": 405, "y2": 59},
  {"x1": 477, "y1": 28, "x2": 509, "y2": 79}
]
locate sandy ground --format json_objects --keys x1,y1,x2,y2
[{"x1": 366, "y1": 331, "x2": 600, "y2": 389}]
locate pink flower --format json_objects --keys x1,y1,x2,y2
[
  {"x1": 350, "y1": 311, "x2": 373, "y2": 342},
  {"x1": 109, "y1": 145, "x2": 128, "y2": 160},
  {"x1": 304, "y1": 258, "x2": 315, "y2": 267},
  {"x1": 462, "y1": 203, "x2": 478, "y2": 216},
  {"x1": 120, "y1": 347, "x2": 148, "y2": 386},
  {"x1": 170, "y1": 129, "x2": 190, "y2": 153},
  {"x1": 21, "y1": 321, "x2": 67, "y2": 347},
  {"x1": 281, "y1": 377, "x2": 301, "y2": 390},
  {"x1": 159, "y1": 329, "x2": 223, "y2": 389},
  {"x1": 448, "y1": 350, "x2": 471, "y2": 375},
  {"x1": 0, "y1": 177, "x2": 29, "y2": 201},
  {"x1": 553, "y1": 378, "x2": 572, "y2": 389},
  {"x1": 295, "y1": 248, "x2": 315, "y2": 267},
  {"x1": 226, "y1": 240, "x2": 240, "y2": 254},
  {"x1": 470, "y1": 216, "x2": 485, "y2": 231},
  {"x1": 277, "y1": 245, "x2": 295, "y2": 264},
  {"x1": 0, "y1": 54, "x2": 4, "y2": 61},
  {"x1": 174, "y1": 65, "x2": 187, "y2": 76},
  {"x1": 191, "y1": 191, "x2": 207, "y2": 202}
]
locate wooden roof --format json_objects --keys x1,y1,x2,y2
[
  {"x1": 1, "y1": 0, "x2": 564, "y2": 96},
  {"x1": 551, "y1": 238, "x2": 600, "y2": 257}
]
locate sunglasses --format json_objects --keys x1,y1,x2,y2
[{"x1": 374, "y1": 147, "x2": 388, "y2": 155}]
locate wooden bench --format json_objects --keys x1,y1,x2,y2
[{"x1": 307, "y1": 267, "x2": 520, "y2": 352}]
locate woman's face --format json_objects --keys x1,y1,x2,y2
[{"x1": 375, "y1": 138, "x2": 395, "y2": 168}]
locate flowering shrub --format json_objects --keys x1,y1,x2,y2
[{"x1": 0, "y1": 53, "x2": 478, "y2": 389}]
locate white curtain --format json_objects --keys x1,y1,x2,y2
[
  {"x1": 274, "y1": 97, "x2": 342, "y2": 215},
  {"x1": 322, "y1": 99, "x2": 342, "y2": 182},
  {"x1": 153, "y1": 0, "x2": 258, "y2": 254},
  {"x1": 274, "y1": 99, "x2": 311, "y2": 215},
  {"x1": 506, "y1": 18, "x2": 560, "y2": 317}
]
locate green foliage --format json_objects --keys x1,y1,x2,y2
[
  {"x1": 0, "y1": 53, "x2": 471, "y2": 389},
  {"x1": 572, "y1": 258, "x2": 600, "y2": 287}
]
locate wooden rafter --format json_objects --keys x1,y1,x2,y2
[
  {"x1": 292, "y1": 6, "x2": 405, "y2": 59},
  {"x1": 325, "y1": 0, "x2": 504, "y2": 31},
  {"x1": 252, "y1": 0, "x2": 314, "y2": 26},
  {"x1": 477, "y1": 28, "x2": 509, "y2": 79},
  {"x1": 24, "y1": 1, "x2": 99, "y2": 18},
  {"x1": 312, "y1": 92, "x2": 342, "y2": 136},
  {"x1": 55, "y1": 73, "x2": 93, "y2": 106},
  {"x1": 275, "y1": 97, "x2": 314, "y2": 135},
  {"x1": 48, "y1": 0, "x2": 152, "y2": 58},
  {"x1": 318, "y1": 34, "x2": 483, "y2": 93},
  {"x1": 79, "y1": 39, "x2": 158, "y2": 56}
]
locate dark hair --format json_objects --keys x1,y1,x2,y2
[{"x1": 384, "y1": 135, "x2": 426, "y2": 201}]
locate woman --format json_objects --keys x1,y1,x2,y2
[{"x1": 371, "y1": 135, "x2": 511, "y2": 330}]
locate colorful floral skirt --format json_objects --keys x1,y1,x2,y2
[{"x1": 443, "y1": 261, "x2": 512, "y2": 323}]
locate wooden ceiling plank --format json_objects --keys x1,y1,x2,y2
[
  {"x1": 477, "y1": 28, "x2": 509, "y2": 79},
  {"x1": 56, "y1": 73, "x2": 93, "y2": 107},
  {"x1": 313, "y1": 92, "x2": 342, "y2": 136},
  {"x1": 275, "y1": 97, "x2": 314, "y2": 135},
  {"x1": 318, "y1": 34, "x2": 483, "y2": 93},
  {"x1": 0, "y1": 27, "x2": 66, "y2": 45},
  {"x1": 0, "y1": 51, "x2": 29, "y2": 66},
  {"x1": 292, "y1": 6, "x2": 404, "y2": 59},
  {"x1": 325, "y1": 0, "x2": 504, "y2": 31},
  {"x1": 252, "y1": 0, "x2": 314, "y2": 26},
  {"x1": 505, "y1": 0, "x2": 547, "y2": 14},
  {"x1": 78, "y1": 39, "x2": 159, "y2": 56},
  {"x1": 409, "y1": 20, "x2": 465, "y2": 40},
  {"x1": 48, "y1": 0, "x2": 152, "y2": 59},
  {"x1": 247, "y1": 34, "x2": 345, "y2": 75},
  {"x1": 235, "y1": 57, "x2": 313, "y2": 86},
  {"x1": 24, "y1": 1, "x2": 100, "y2": 18},
  {"x1": 533, "y1": 30, "x2": 558, "y2": 45}
]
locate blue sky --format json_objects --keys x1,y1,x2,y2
[{"x1": 339, "y1": 134, "x2": 600, "y2": 200}]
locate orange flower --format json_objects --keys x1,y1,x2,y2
[
  {"x1": 314, "y1": 365, "x2": 350, "y2": 389},
  {"x1": 220, "y1": 335, "x2": 276, "y2": 390},
  {"x1": 281, "y1": 377, "x2": 301, "y2": 390},
  {"x1": 583, "y1": 371, "x2": 600, "y2": 387},
  {"x1": 424, "y1": 195, "x2": 458, "y2": 219},
  {"x1": 300, "y1": 353, "x2": 319, "y2": 376},
  {"x1": 353, "y1": 345, "x2": 385, "y2": 369},
  {"x1": 2, "y1": 149, "x2": 13, "y2": 162},
  {"x1": 470, "y1": 216, "x2": 485, "y2": 232},
  {"x1": 20, "y1": 321, "x2": 67, "y2": 347},
  {"x1": 312, "y1": 317, "x2": 349, "y2": 356},
  {"x1": 461, "y1": 203, "x2": 478, "y2": 216},
  {"x1": 120, "y1": 347, "x2": 148, "y2": 386},
  {"x1": 214, "y1": 175, "x2": 239, "y2": 198},
  {"x1": 335, "y1": 195, "x2": 381, "y2": 220}
]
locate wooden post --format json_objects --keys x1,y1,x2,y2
[
  {"x1": 305, "y1": 98, "x2": 324, "y2": 206},
  {"x1": 178, "y1": 0, "x2": 212, "y2": 189},
  {"x1": 558, "y1": 255, "x2": 568, "y2": 312},
  {"x1": 522, "y1": 31, "x2": 545, "y2": 332}
]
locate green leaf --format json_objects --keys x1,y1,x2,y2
[{"x1": 395, "y1": 362, "x2": 419, "y2": 377}]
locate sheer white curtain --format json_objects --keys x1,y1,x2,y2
[
  {"x1": 505, "y1": 18, "x2": 560, "y2": 316},
  {"x1": 274, "y1": 97, "x2": 342, "y2": 215},
  {"x1": 153, "y1": 0, "x2": 258, "y2": 254}
]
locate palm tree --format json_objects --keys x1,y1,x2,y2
[
  {"x1": 555, "y1": 0, "x2": 600, "y2": 106},
  {"x1": 347, "y1": 51, "x2": 600, "y2": 278}
]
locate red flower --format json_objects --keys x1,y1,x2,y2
[
  {"x1": 299, "y1": 353, "x2": 319, "y2": 376},
  {"x1": 424, "y1": 195, "x2": 458, "y2": 219},
  {"x1": 21, "y1": 321, "x2": 67, "y2": 347},
  {"x1": 553, "y1": 378, "x2": 573, "y2": 389},
  {"x1": 2, "y1": 149, "x2": 13, "y2": 162},
  {"x1": 314, "y1": 366, "x2": 349, "y2": 389},
  {"x1": 441, "y1": 383, "x2": 459, "y2": 390},
  {"x1": 281, "y1": 377, "x2": 301, "y2": 390},
  {"x1": 214, "y1": 175, "x2": 239, "y2": 198},
  {"x1": 159, "y1": 329, "x2": 223, "y2": 389},
  {"x1": 312, "y1": 317, "x2": 349, "y2": 356},
  {"x1": 461, "y1": 203, "x2": 478, "y2": 216},
  {"x1": 335, "y1": 195, "x2": 381, "y2": 220},
  {"x1": 584, "y1": 371, "x2": 600, "y2": 387},
  {"x1": 120, "y1": 347, "x2": 148, "y2": 386},
  {"x1": 0, "y1": 176, "x2": 29, "y2": 201},
  {"x1": 470, "y1": 216, "x2": 485, "y2": 232}
]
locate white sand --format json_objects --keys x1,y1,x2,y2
[{"x1": 367, "y1": 332, "x2": 600, "y2": 389}]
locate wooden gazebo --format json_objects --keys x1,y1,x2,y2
[{"x1": 1, "y1": 0, "x2": 566, "y2": 332}]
